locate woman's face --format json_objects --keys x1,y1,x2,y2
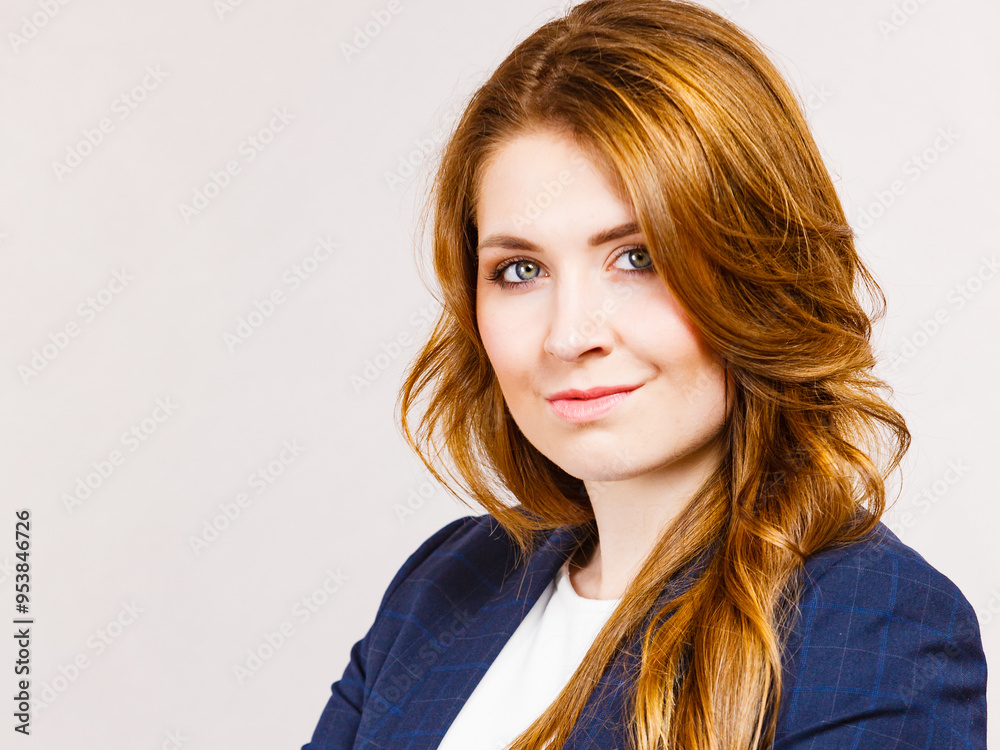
[{"x1": 475, "y1": 127, "x2": 732, "y2": 484}]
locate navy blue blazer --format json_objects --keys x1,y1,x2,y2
[{"x1": 303, "y1": 511, "x2": 988, "y2": 749}]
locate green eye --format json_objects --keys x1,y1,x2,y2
[
  {"x1": 485, "y1": 245, "x2": 654, "y2": 290},
  {"x1": 616, "y1": 246, "x2": 652, "y2": 270},
  {"x1": 509, "y1": 260, "x2": 541, "y2": 281}
]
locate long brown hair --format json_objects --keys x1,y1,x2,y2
[{"x1": 396, "y1": 1, "x2": 910, "y2": 748}]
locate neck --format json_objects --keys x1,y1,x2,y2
[{"x1": 570, "y1": 433, "x2": 724, "y2": 600}]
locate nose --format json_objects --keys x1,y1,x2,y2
[{"x1": 543, "y1": 270, "x2": 617, "y2": 361}]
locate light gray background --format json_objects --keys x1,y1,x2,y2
[{"x1": 1, "y1": 0, "x2": 997, "y2": 747}]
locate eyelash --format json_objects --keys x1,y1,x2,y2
[{"x1": 484, "y1": 245, "x2": 654, "y2": 290}]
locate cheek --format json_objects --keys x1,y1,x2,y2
[
  {"x1": 476, "y1": 296, "x2": 502, "y2": 369},
  {"x1": 477, "y1": 298, "x2": 531, "y2": 394},
  {"x1": 627, "y1": 283, "x2": 701, "y2": 354},
  {"x1": 631, "y1": 286, "x2": 727, "y2": 403}
]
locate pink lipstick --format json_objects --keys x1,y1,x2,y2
[{"x1": 546, "y1": 384, "x2": 641, "y2": 423}]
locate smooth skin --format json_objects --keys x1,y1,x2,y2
[{"x1": 475, "y1": 127, "x2": 733, "y2": 600}]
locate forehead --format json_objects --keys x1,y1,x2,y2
[{"x1": 475, "y1": 129, "x2": 636, "y2": 242}]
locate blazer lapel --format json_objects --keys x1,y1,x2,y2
[
  {"x1": 362, "y1": 516, "x2": 706, "y2": 749},
  {"x1": 362, "y1": 519, "x2": 582, "y2": 748}
]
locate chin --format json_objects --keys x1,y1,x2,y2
[{"x1": 545, "y1": 449, "x2": 649, "y2": 483}]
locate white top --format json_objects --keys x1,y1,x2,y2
[{"x1": 437, "y1": 558, "x2": 621, "y2": 750}]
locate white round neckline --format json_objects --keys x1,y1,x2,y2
[{"x1": 555, "y1": 559, "x2": 622, "y2": 607}]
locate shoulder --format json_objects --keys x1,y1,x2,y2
[
  {"x1": 375, "y1": 511, "x2": 523, "y2": 613},
  {"x1": 791, "y1": 521, "x2": 985, "y2": 664},
  {"x1": 774, "y1": 521, "x2": 988, "y2": 748},
  {"x1": 795, "y1": 520, "x2": 979, "y2": 630}
]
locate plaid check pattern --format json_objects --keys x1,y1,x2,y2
[{"x1": 303, "y1": 511, "x2": 987, "y2": 749}]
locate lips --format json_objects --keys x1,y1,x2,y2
[
  {"x1": 546, "y1": 384, "x2": 641, "y2": 401},
  {"x1": 545, "y1": 384, "x2": 643, "y2": 423}
]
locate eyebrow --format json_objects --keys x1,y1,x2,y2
[{"x1": 475, "y1": 220, "x2": 642, "y2": 256}]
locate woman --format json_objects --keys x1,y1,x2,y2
[{"x1": 303, "y1": 1, "x2": 988, "y2": 748}]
